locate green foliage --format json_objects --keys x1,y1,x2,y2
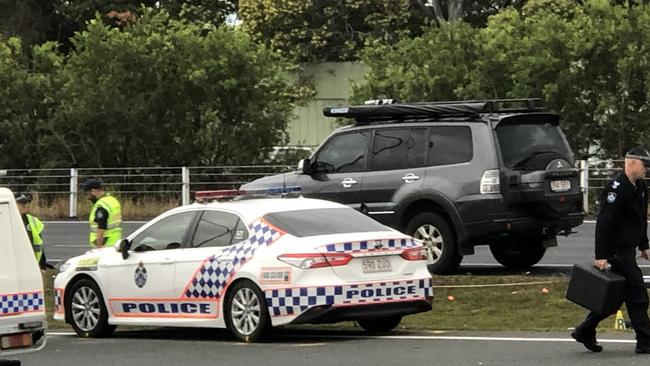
[
  {"x1": 238, "y1": 0, "x2": 428, "y2": 62},
  {"x1": 352, "y1": 0, "x2": 650, "y2": 158},
  {"x1": 49, "y1": 10, "x2": 293, "y2": 167}
]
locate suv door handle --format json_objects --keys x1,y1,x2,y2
[
  {"x1": 401, "y1": 173, "x2": 420, "y2": 183},
  {"x1": 341, "y1": 178, "x2": 358, "y2": 188}
]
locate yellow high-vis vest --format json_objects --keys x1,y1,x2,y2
[
  {"x1": 89, "y1": 194, "x2": 122, "y2": 247},
  {"x1": 26, "y1": 213, "x2": 44, "y2": 262}
]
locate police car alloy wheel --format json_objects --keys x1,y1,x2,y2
[
  {"x1": 224, "y1": 280, "x2": 270, "y2": 342},
  {"x1": 67, "y1": 278, "x2": 115, "y2": 338}
]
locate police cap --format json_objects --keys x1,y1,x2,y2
[
  {"x1": 625, "y1": 146, "x2": 650, "y2": 167},
  {"x1": 15, "y1": 193, "x2": 33, "y2": 204},
  {"x1": 82, "y1": 178, "x2": 102, "y2": 192}
]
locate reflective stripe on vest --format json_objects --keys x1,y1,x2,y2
[
  {"x1": 27, "y1": 214, "x2": 44, "y2": 262},
  {"x1": 89, "y1": 194, "x2": 122, "y2": 247}
]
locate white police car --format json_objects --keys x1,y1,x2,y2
[{"x1": 54, "y1": 188, "x2": 432, "y2": 342}]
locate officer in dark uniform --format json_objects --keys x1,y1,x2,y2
[{"x1": 572, "y1": 146, "x2": 650, "y2": 354}]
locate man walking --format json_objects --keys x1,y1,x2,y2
[
  {"x1": 84, "y1": 178, "x2": 122, "y2": 248},
  {"x1": 572, "y1": 146, "x2": 650, "y2": 354}
]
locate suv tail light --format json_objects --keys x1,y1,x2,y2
[
  {"x1": 401, "y1": 247, "x2": 428, "y2": 261},
  {"x1": 480, "y1": 169, "x2": 501, "y2": 194},
  {"x1": 278, "y1": 253, "x2": 352, "y2": 269}
]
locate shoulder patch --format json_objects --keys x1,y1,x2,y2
[
  {"x1": 612, "y1": 181, "x2": 621, "y2": 189},
  {"x1": 607, "y1": 192, "x2": 617, "y2": 204},
  {"x1": 95, "y1": 210, "x2": 104, "y2": 220}
]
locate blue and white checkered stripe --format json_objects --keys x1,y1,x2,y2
[
  {"x1": 265, "y1": 278, "x2": 433, "y2": 317},
  {"x1": 321, "y1": 238, "x2": 418, "y2": 253},
  {"x1": 183, "y1": 219, "x2": 283, "y2": 299},
  {"x1": 0, "y1": 292, "x2": 44, "y2": 316}
]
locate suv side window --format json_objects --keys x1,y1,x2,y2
[
  {"x1": 428, "y1": 126, "x2": 473, "y2": 166},
  {"x1": 315, "y1": 131, "x2": 370, "y2": 173},
  {"x1": 371, "y1": 128, "x2": 427, "y2": 171},
  {"x1": 192, "y1": 210, "x2": 249, "y2": 248}
]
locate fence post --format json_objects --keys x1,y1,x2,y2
[
  {"x1": 69, "y1": 168, "x2": 78, "y2": 218},
  {"x1": 579, "y1": 160, "x2": 589, "y2": 214},
  {"x1": 182, "y1": 166, "x2": 190, "y2": 205}
]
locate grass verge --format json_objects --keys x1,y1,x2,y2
[{"x1": 43, "y1": 270, "x2": 626, "y2": 333}]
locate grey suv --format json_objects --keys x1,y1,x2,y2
[{"x1": 242, "y1": 99, "x2": 584, "y2": 274}]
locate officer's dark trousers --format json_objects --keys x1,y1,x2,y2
[{"x1": 576, "y1": 252, "x2": 650, "y2": 347}]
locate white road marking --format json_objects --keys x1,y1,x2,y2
[
  {"x1": 46, "y1": 331, "x2": 635, "y2": 344},
  {"x1": 463, "y1": 263, "x2": 650, "y2": 268},
  {"x1": 44, "y1": 221, "x2": 147, "y2": 224}
]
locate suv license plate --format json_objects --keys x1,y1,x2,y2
[
  {"x1": 362, "y1": 257, "x2": 392, "y2": 273},
  {"x1": 550, "y1": 180, "x2": 571, "y2": 192}
]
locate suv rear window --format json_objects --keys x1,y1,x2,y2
[
  {"x1": 496, "y1": 122, "x2": 571, "y2": 168},
  {"x1": 428, "y1": 126, "x2": 473, "y2": 166},
  {"x1": 263, "y1": 208, "x2": 391, "y2": 237}
]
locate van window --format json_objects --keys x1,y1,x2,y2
[{"x1": 428, "y1": 126, "x2": 473, "y2": 166}]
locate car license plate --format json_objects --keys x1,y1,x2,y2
[
  {"x1": 362, "y1": 257, "x2": 392, "y2": 273},
  {"x1": 550, "y1": 180, "x2": 571, "y2": 192}
]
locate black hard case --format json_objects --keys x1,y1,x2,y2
[{"x1": 566, "y1": 263, "x2": 625, "y2": 315}]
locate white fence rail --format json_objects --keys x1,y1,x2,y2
[{"x1": 0, "y1": 160, "x2": 625, "y2": 217}]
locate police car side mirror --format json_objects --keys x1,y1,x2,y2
[
  {"x1": 118, "y1": 239, "x2": 132, "y2": 260},
  {"x1": 298, "y1": 158, "x2": 312, "y2": 175}
]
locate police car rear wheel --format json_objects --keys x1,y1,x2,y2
[
  {"x1": 67, "y1": 278, "x2": 115, "y2": 338},
  {"x1": 225, "y1": 280, "x2": 270, "y2": 342},
  {"x1": 357, "y1": 316, "x2": 402, "y2": 333}
]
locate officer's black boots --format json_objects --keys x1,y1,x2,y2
[{"x1": 571, "y1": 330, "x2": 604, "y2": 352}]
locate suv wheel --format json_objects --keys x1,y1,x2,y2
[
  {"x1": 406, "y1": 212, "x2": 461, "y2": 275},
  {"x1": 489, "y1": 235, "x2": 546, "y2": 269}
]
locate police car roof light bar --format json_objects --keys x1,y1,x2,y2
[
  {"x1": 195, "y1": 189, "x2": 242, "y2": 203},
  {"x1": 239, "y1": 186, "x2": 302, "y2": 197}
]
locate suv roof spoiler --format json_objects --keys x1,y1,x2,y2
[{"x1": 323, "y1": 98, "x2": 543, "y2": 124}]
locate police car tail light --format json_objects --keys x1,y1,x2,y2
[
  {"x1": 400, "y1": 247, "x2": 428, "y2": 261},
  {"x1": 195, "y1": 190, "x2": 242, "y2": 202},
  {"x1": 480, "y1": 170, "x2": 500, "y2": 194},
  {"x1": 278, "y1": 253, "x2": 352, "y2": 269}
]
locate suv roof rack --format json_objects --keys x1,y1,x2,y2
[{"x1": 323, "y1": 98, "x2": 543, "y2": 125}]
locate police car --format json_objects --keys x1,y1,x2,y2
[{"x1": 53, "y1": 188, "x2": 433, "y2": 342}]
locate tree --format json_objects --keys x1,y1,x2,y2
[{"x1": 47, "y1": 10, "x2": 294, "y2": 168}]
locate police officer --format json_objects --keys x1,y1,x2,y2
[
  {"x1": 15, "y1": 193, "x2": 47, "y2": 269},
  {"x1": 83, "y1": 178, "x2": 122, "y2": 248},
  {"x1": 572, "y1": 146, "x2": 650, "y2": 354}
]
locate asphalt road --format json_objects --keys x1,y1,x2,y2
[
  {"x1": 43, "y1": 221, "x2": 636, "y2": 270},
  {"x1": 11, "y1": 329, "x2": 650, "y2": 366}
]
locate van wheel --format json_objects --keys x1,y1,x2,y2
[
  {"x1": 489, "y1": 235, "x2": 546, "y2": 269},
  {"x1": 67, "y1": 278, "x2": 115, "y2": 338},
  {"x1": 224, "y1": 280, "x2": 271, "y2": 343},
  {"x1": 357, "y1": 316, "x2": 402, "y2": 333},
  {"x1": 406, "y1": 212, "x2": 461, "y2": 275}
]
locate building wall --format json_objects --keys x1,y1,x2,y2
[{"x1": 287, "y1": 62, "x2": 369, "y2": 147}]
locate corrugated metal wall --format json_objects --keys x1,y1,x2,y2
[{"x1": 288, "y1": 62, "x2": 368, "y2": 147}]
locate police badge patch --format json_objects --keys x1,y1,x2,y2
[
  {"x1": 134, "y1": 262, "x2": 147, "y2": 288},
  {"x1": 607, "y1": 192, "x2": 617, "y2": 204}
]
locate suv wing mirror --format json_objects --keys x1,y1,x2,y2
[
  {"x1": 298, "y1": 158, "x2": 312, "y2": 175},
  {"x1": 118, "y1": 239, "x2": 132, "y2": 260}
]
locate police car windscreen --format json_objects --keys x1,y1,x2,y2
[
  {"x1": 263, "y1": 208, "x2": 390, "y2": 237},
  {"x1": 496, "y1": 122, "x2": 571, "y2": 169}
]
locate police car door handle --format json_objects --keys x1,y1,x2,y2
[
  {"x1": 401, "y1": 173, "x2": 420, "y2": 183},
  {"x1": 341, "y1": 178, "x2": 358, "y2": 188}
]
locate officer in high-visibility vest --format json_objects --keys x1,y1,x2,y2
[
  {"x1": 83, "y1": 179, "x2": 122, "y2": 248},
  {"x1": 15, "y1": 193, "x2": 47, "y2": 269}
]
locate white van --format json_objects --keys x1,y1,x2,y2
[{"x1": 0, "y1": 188, "x2": 46, "y2": 356}]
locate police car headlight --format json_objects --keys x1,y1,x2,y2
[{"x1": 58, "y1": 262, "x2": 72, "y2": 273}]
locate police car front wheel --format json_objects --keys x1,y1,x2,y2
[
  {"x1": 67, "y1": 278, "x2": 115, "y2": 338},
  {"x1": 224, "y1": 280, "x2": 271, "y2": 342}
]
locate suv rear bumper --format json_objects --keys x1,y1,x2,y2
[{"x1": 456, "y1": 196, "x2": 584, "y2": 248}]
